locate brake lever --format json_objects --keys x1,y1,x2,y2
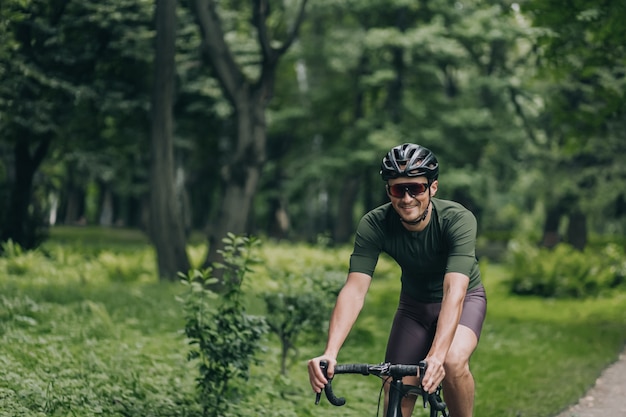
[{"x1": 315, "y1": 360, "x2": 329, "y2": 405}]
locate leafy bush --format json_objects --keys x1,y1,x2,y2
[
  {"x1": 507, "y1": 241, "x2": 626, "y2": 298},
  {"x1": 262, "y1": 270, "x2": 343, "y2": 375},
  {"x1": 179, "y1": 234, "x2": 267, "y2": 417}
]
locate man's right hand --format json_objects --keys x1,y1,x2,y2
[{"x1": 307, "y1": 355, "x2": 336, "y2": 393}]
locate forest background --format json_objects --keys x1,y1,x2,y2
[
  {"x1": 1, "y1": 1, "x2": 626, "y2": 417},
  {"x1": 1, "y1": 0, "x2": 625, "y2": 274}
]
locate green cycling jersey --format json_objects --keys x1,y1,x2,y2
[{"x1": 349, "y1": 198, "x2": 482, "y2": 302}]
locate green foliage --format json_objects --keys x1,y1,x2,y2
[
  {"x1": 96, "y1": 250, "x2": 154, "y2": 283},
  {"x1": 0, "y1": 235, "x2": 156, "y2": 289},
  {"x1": 507, "y1": 241, "x2": 626, "y2": 298},
  {"x1": 3, "y1": 0, "x2": 625, "y2": 254},
  {"x1": 519, "y1": 0, "x2": 626, "y2": 233},
  {"x1": 0, "y1": 227, "x2": 625, "y2": 416},
  {"x1": 179, "y1": 234, "x2": 268, "y2": 417},
  {"x1": 1, "y1": 240, "x2": 50, "y2": 276},
  {"x1": 262, "y1": 270, "x2": 342, "y2": 375},
  {"x1": 0, "y1": 236, "x2": 201, "y2": 416}
]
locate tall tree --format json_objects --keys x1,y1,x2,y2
[
  {"x1": 0, "y1": 0, "x2": 72, "y2": 249},
  {"x1": 0, "y1": 0, "x2": 156, "y2": 248},
  {"x1": 149, "y1": 0, "x2": 190, "y2": 279},
  {"x1": 523, "y1": 0, "x2": 626, "y2": 248},
  {"x1": 189, "y1": 0, "x2": 308, "y2": 267}
]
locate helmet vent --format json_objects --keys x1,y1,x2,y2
[{"x1": 380, "y1": 143, "x2": 439, "y2": 181}]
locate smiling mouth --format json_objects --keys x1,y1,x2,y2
[
  {"x1": 399, "y1": 203, "x2": 419, "y2": 210},
  {"x1": 399, "y1": 202, "x2": 430, "y2": 225}
]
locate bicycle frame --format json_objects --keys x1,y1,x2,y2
[
  {"x1": 315, "y1": 361, "x2": 448, "y2": 417},
  {"x1": 387, "y1": 376, "x2": 407, "y2": 417}
]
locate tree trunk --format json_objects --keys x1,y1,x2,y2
[
  {"x1": 541, "y1": 204, "x2": 563, "y2": 248},
  {"x1": 1, "y1": 133, "x2": 51, "y2": 249},
  {"x1": 267, "y1": 195, "x2": 290, "y2": 239},
  {"x1": 99, "y1": 184, "x2": 114, "y2": 227},
  {"x1": 191, "y1": 0, "x2": 309, "y2": 270},
  {"x1": 567, "y1": 210, "x2": 587, "y2": 250},
  {"x1": 148, "y1": 0, "x2": 190, "y2": 280},
  {"x1": 60, "y1": 163, "x2": 86, "y2": 225},
  {"x1": 206, "y1": 97, "x2": 265, "y2": 266}
]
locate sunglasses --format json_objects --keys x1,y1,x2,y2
[{"x1": 387, "y1": 182, "x2": 430, "y2": 198}]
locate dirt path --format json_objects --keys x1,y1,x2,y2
[{"x1": 553, "y1": 347, "x2": 626, "y2": 417}]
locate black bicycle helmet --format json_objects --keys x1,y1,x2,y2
[{"x1": 380, "y1": 143, "x2": 439, "y2": 181}]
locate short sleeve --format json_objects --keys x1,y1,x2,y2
[
  {"x1": 444, "y1": 209, "x2": 478, "y2": 276},
  {"x1": 348, "y1": 213, "x2": 384, "y2": 277}
]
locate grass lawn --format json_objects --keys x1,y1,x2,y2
[{"x1": 0, "y1": 226, "x2": 624, "y2": 416}]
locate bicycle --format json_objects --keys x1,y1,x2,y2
[{"x1": 314, "y1": 360, "x2": 449, "y2": 417}]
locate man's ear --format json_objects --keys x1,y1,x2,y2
[{"x1": 430, "y1": 180, "x2": 438, "y2": 196}]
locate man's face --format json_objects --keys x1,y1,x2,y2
[{"x1": 386, "y1": 176, "x2": 438, "y2": 225}]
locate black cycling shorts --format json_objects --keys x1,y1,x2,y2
[{"x1": 384, "y1": 286, "x2": 487, "y2": 365}]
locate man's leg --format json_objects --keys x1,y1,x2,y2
[
  {"x1": 442, "y1": 325, "x2": 478, "y2": 417},
  {"x1": 384, "y1": 294, "x2": 436, "y2": 417}
]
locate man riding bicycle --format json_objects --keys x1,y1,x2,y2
[{"x1": 308, "y1": 143, "x2": 487, "y2": 417}]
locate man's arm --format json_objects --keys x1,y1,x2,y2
[
  {"x1": 422, "y1": 271, "x2": 469, "y2": 392},
  {"x1": 307, "y1": 271, "x2": 372, "y2": 393}
]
